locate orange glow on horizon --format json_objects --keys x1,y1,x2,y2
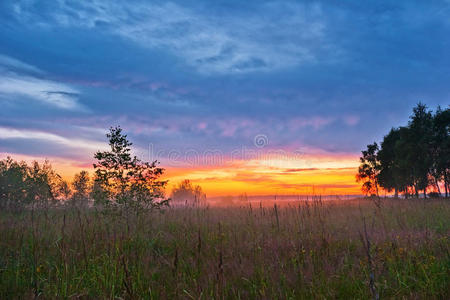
[
  {"x1": 1, "y1": 152, "x2": 362, "y2": 197},
  {"x1": 164, "y1": 155, "x2": 361, "y2": 197}
]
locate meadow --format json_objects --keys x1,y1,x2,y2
[{"x1": 0, "y1": 198, "x2": 449, "y2": 299}]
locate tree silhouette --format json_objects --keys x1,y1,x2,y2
[
  {"x1": 71, "y1": 171, "x2": 91, "y2": 207},
  {"x1": 356, "y1": 143, "x2": 380, "y2": 196},
  {"x1": 407, "y1": 103, "x2": 433, "y2": 197},
  {"x1": 378, "y1": 128, "x2": 403, "y2": 197},
  {"x1": 57, "y1": 180, "x2": 71, "y2": 201},
  {"x1": 0, "y1": 157, "x2": 62, "y2": 210},
  {"x1": 431, "y1": 106, "x2": 450, "y2": 197},
  {"x1": 26, "y1": 160, "x2": 60, "y2": 208},
  {"x1": 360, "y1": 104, "x2": 449, "y2": 198},
  {"x1": 171, "y1": 179, "x2": 206, "y2": 206},
  {"x1": 0, "y1": 157, "x2": 29, "y2": 210},
  {"x1": 93, "y1": 126, "x2": 168, "y2": 211}
]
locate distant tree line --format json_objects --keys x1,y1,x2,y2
[
  {"x1": 0, "y1": 158, "x2": 63, "y2": 210},
  {"x1": 357, "y1": 103, "x2": 449, "y2": 198},
  {"x1": 0, "y1": 126, "x2": 170, "y2": 211},
  {"x1": 171, "y1": 179, "x2": 206, "y2": 206}
]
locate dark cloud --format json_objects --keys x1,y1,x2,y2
[
  {"x1": 0, "y1": 0, "x2": 449, "y2": 163},
  {"x1": 282, "y1": 167, "x2": 356, "y2": 173}
]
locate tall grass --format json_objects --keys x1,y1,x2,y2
[{"x1": 0, "y1": 198, "x2": 449, "y2": 298}]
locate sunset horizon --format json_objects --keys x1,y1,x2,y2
[
  {"x1": 1, "y1": 1, "x2": 448, "y2": 198},
  {"x1": 1, "y1": 1, "x2": 449, "y2": 298},
  {"x1": 2, "y1": 133, "x2": 364, "y2": 197}
]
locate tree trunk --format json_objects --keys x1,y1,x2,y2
[
  {"x1": 435, "y1": 177, "x2": 441, "y2": 196},
  {"x1": 445, "y1": 173, "x2": 449, "y2": 198},
  {"x1": 394, "y1": 188, "x2": 398, "y2": 198},
  {"x1": 414, "y1": 184, "x2": 419, "y2": 198}
]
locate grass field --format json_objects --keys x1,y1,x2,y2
[{"x1": 0, "y1": 198, "x2": 449, "y2": 299}]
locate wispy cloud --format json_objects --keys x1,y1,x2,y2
[
  {"x1": 0, "y1": 53, "x2": 86, "y2": 110},
  {"x1": 289, "y1": 117, "x2": 335, "y2": 130},
  {"x1": 0, "y1": 72, "x2": 84, "y2": 110},
  {"x1": 0, "y1": 127, "x2": 105, "y2": 152},
  {"x1": 12, "y1": 1, "x2": 330, "y2": 74},
  {"x1": 0, "y1": 54, "x2": 43, "y2": 74}
]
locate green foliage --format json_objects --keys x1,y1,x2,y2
[
  {"x1": 57, "y1": 180, "x2": 71, "y2": 200},
  {"x1": 93, "y1": 126, "x2": 168, "y2": 210},
  {"x1": 26, "y1": 160, "x2": 60, "y2": 207},
  {"x1": 0, "y1": 157, "x2": 61, "y2": 210},
  {"x1": 358, "y1": 104, "x2": 449, "y2": 197},
  {"x1": 0, "y1": 157, "x2": 29, "y2": 209},
  {"x1": 71, "y1": 171, "x2": 91, "y2": 207}
]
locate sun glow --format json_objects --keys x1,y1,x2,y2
[
  {"x1": 164, "y1": 154, "x2": 361, "y2": 197},
  {"x1": 1, "y1": 151, "x2": 361, "y2": 197}
]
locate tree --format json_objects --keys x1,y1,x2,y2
[
  {"x1": 358, "y1": 103, "x2": 448, "y2": 199},
  {"x1": 26, "y1": 160, "x2": 60, "y2": 208},
  {"x1": 238, "y1": 192, "x2": 249, "y2": 203},
  {"x1": 392, "y1": 126, "x2": 416, "y2": 197},
  {"x1": 57, "y1": 180, "x2": 71, "y2": 201},
  {"x1": 356, "y1": 143, "x2": 380, "y2": 196},
  {"x1": 378, "y1": 127, "x2": 415, "y2": 197},
  {"x1": 71, "y1": 171, "x2": 91, "y2": 207},
  {"x1": 431, "y1": 106, "x2": 450, "y2": 197},
  {"x1": 171, "y1": 179, "x2": 206, "y2": 206},
  {"x1": 0, "y1": 157, "x2": 63, "y2": 210},
  {"x1": 93, "y1": 126, "x2": 168, "y2": 211},
  {"x1": 0, "y1": 157, "x2": 30, "y2": 210},
  {"x1": 378, "y1": 128, "x2": 401, "y2": 197},
  {"x1": 91, "y1": 179, "x2": 108, "y2": 206},
  {"x1": 407, "y1": 103, "x2": 434, "y2": 197}
]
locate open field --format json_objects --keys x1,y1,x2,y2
[{"x1": 0, "y1": 198, "x2": 449, "y2": 299}]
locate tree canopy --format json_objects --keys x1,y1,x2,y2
[
  {"x1": 93, "y1": 126, "x2": 168, "y2": 210},
  {"x1": 0, "y1": 157, "x2": 63, "y2": 210},
  {"x1": 0, "y1": 126, "x2": 170, "y2": 212},
  {"x1": 171, "y1": 179, "x2": 206, "y2": 207},
  {"x1": 357, "y1": 104, "x2": 449, "y2": 198}
]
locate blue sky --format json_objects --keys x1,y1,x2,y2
[{"x1": 0, "y1": 0, "x2": 449, "y2": 173}]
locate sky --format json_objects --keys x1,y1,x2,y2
[{"x1": 0, "y1": 0, "x2": 449, "y2": 196}]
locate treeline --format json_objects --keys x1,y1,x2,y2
[
  {"x1": 0, "y1": 158, "x2": 67, "y2": 210},
  {"x1": 171, "y1": 179, "x2": 206, "y2": 206},
  {"x1": 0, "y1": 127, "x2": 169, "y2": 211},
  {"x1": 357, "y1": 103, "x2": 449, "y2": 198},
  {"x1": 0, "y1": 157, "x2": 105, "y2": 210}
]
